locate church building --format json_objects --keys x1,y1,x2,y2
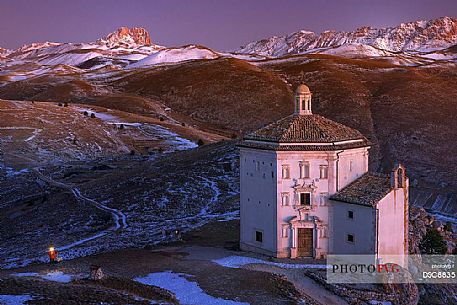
[{"x1": 239, "y1": 84, "x2": 408, "y2": 262}]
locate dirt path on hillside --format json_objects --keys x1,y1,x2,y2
[
  {"x1": 33, "y1": 169, "x2": 127, "y2": 251},
  {"x1": 246, "y1": 264, "x2": 349, "y2": 305},
  {"x1": 0, "y1": 217, "x2": 350, "y2": 305},
  {"x1": 182, "y1": 246, "x2": 349, "y2": 305}
]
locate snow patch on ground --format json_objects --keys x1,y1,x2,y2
[
  {"x1": 212, "y1": 256, "x2": 329, "y2": 269},
  {"x1": 12, "y1": 271, "x2": 73, "y2": 283},
  {"x1": 153, "y1": 125, "x2": 198, "y2": 151},
  {"x1": 0, "y1": 294, "x2": 33, "y2": 305},
  {"x1": 40, "y1": 271, "x2": 73, "y2": 283},
  {"x1": 8, "y1": 75, "x2": 28, "y2": 82},
  {"x1": 76, "y1": 107, "x2": 121, "y2": 122},
  {"x1": 421, "y1": 53, "x2": 456, "y2": 60},
  {"x1": 220, "y1": 53, "x2": 267, "y2": 61},
  {"x1": 319, "y1": 44, "x2": 391, "y2": 57},
  {"x1": 369, "y1": 301, "x2": 392, "y2": 305},
  {"x1": 76, "y1": 107, "x2": 143, "y2": 127},
  {"x1": 135, "y1": 271, "x2": 249, "y2": 305},
  {"x1": 11, "y1": 272, "x2": 38, "y2": 277},
  {"x1": 128, "y1": 45, "x2": 219, "y2": 68},
  {"x1": 1, "y1": 166, "x2": 30, "y2": 177},
  {"x1": 139, "y1": 125, "x2": 198, "y2": 152},
  {"x1": 38, "y1": 52, "x2": 101, "y2": 66},
  {"x1": 117, "y1": 53, "x2": 149, "y2": 61},
  {"x1": 107, "y1": 122, "x2": 142, "y2": 127},
  {"x1": 76, "y1": 107, "x2": 195, "y2": 150}
]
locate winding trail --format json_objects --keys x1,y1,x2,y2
[
  {"x1": 248, "y1": 265, "x2": 349, "y2": 305},
  {"x1": 198, "y1": 176, "x2": 221, "y2": 216},
  {"x1": 71, "y1": 188, "x2": 127, "y2": 230},
  {"x1": 32, "y1": 169, "x2": 127, "y2": 252},
  {"x1": 159, "y1": 176, "x2": 236, "y2": 225},
  {"x1": 0, "y1": 127, "x2": 42, "y2": 142}
]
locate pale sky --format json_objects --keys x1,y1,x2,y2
[{"x1": 0, "y1": 0, "x2": 455, "y2": 51}]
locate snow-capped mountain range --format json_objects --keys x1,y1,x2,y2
[
  {"x1": 0, "y1": 26, "x2": 233, "y2": 71},
  {"x1": 0, "y1": 17, "x2": 456, "y2": 83},
  {"x1": 236, "y1": 16, "x2": 457, "y2": 56},
  {"x1": 2, "y1": 27, "x2": 164, "y2": 67}
]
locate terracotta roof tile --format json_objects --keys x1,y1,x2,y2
[
  {"x1": 244, "y1": 114, "x2": 368, "y2": 143},
  {"x1": 330, "y1": 173, "x2": 392, "y2": 207}
]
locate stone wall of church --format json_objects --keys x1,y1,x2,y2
[
  {"x1": 337, "y1": 147, "x2": 369, "y2": 190},
  {"x1": 275, "y1": 147, "x2": 368, "y2": 257},
  {"x1": 276, "y1": 150, "x2": 333, "y2": 257},
  {"x1": 328, "y1": 202, "x2": 377, "y2": 254},
  {"x1": 377, "y1": 178, "x2": 409, "y2": 264},
  {"x1": 239, "y1": 147, "x2": 278, "y2": 255},
  {"x1": 240, "y1": 145, "x2": 372, "y2": 258}
]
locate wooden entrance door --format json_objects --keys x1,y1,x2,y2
[{"x1": 297, "y1": 228, "x2": 313, "y2": 257}]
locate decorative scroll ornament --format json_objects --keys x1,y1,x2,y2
[{"x1": 292, "y1": 178, "x2": 317, "y2": 192}]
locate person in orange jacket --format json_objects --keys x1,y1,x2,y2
[{"x1": 48, "y1": 246, "x2": 58, "y2": 263}]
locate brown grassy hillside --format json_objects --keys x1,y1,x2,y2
[
  {"x1": 109, "y1": 58, "x2": 293, "y2": 132},
  {"x1": 259, "y1": 56, "x2": 457, "y2": 192},
  {"x1": 1, "y1": 56, "x2": 456, "y2": 194}
]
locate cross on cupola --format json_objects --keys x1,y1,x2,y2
[{"x1": 294, "y1": 84, "x2": 312, "y2": 115}]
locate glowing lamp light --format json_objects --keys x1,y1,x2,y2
[{"x1": 49, "y1": 247, "x2": 55, "y2": 252}]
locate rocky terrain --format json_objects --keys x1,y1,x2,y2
[
  {"x1": 97, "y1": 27, "x2": 152, "y2": 48},
  {"x1": 237, "y1": 16, "x2": 457, "y2": 57},
  {"x1": 0, "y1": 137, "x2": 238, "y2": 265},
  {"x1": 0, "y1": 99, "x2": 222, "y2": 170},
  {"x1": 0, "y1": 17, "x2": 456, "y2": 304},
  {"x1": 3, "y1": 53, "x2": 456, "y2": 218}
]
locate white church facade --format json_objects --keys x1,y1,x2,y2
[{"x1": 239, "y1": 84, "x2": 408, "y2": 262}]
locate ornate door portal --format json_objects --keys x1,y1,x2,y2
[{"x1": 297, "y1": 228, "x2": 313, "y2": 257}]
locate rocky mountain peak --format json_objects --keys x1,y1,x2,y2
[
  {"x1": 97, "y1": 27, "x2": 152, "y2": 48},
  {"x1": 237, "y1": 16, "x2": 457, "y2": 56}
]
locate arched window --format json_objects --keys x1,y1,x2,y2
[
  {"x1": 299, "y1": 161, "x2": 310, "y2": 178},
  {"x1": 295, "y1": 97, "x2": 301, "y2": 113},
  {"x1": 397, "y1": 168, "x2": 403, "y2": 188}
]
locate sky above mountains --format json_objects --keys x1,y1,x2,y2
[{"x1": 0, "y1": 0, "x2": 456, "y2": 51}]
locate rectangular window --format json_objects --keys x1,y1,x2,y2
[
  {"x1": 282, "y1": 225, "x2": 289, "y2": 238},
  {"x1": 321, "y1": 227, "x2": 328, "y2": 238},
  {"x1": 348, "y1": 210, "x2": 354, "y2": 219},
  {"x1": 347, "y1": 234, "x2": 354, "y2": 243},
  {"x1": 319, "y1": 165, "x2": 328, "y2": 179},
  {"x1": 299, "y1": 193, "x2": 311, "y2": 206},
  {"x1": 255, "y1": 161, "x2": 260, "y2": 171},
  {"x1": 319, "y1": 193, "x2": 328, "y2": 206},
  {"x1": 281, "y1": 193, "x2": 290, "y2": 206},
  {"x1": 282, "y1": 165, "x2": 290, "y2": 179},
  {"x1": 349, "y1": 161, "x2": 353, "y2": 172},
  {"x1": 299, "y1": 161, "x2": 310, "y2": 179},
  {"x1": 255, "y1": 231, "x2": 263, "y2": 243}
]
